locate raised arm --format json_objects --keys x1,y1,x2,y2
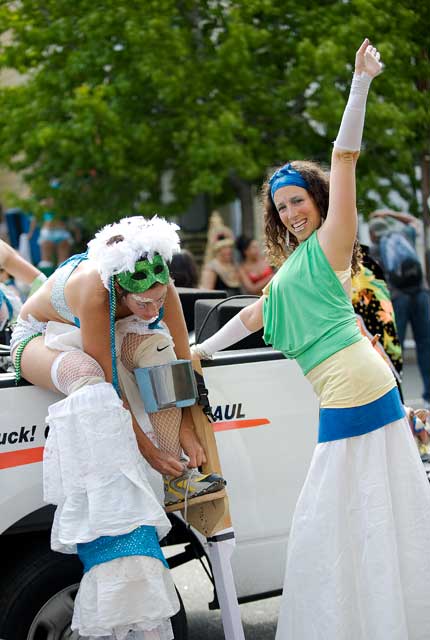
[
  {"x1": 199, "y1": 265, "x2": 217, "y2": 290},
  {"x1": 319, "y1": 39, "x2": 383, "y2": 269},
  {"x1": 371, "y1": 210, "x2": 419, "y2": 227},
  {"x1": 0, "y1": 239, "x2": 42, "y2": 284}
]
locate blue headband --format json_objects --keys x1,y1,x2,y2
[{"x1": 269, "y1": 163, "x2": 309, "y2": 200}]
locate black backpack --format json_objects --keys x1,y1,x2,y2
[{"x1": 380, "y1": 231, "x2": 423, "y2": 291}]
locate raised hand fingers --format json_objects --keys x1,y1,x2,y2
[
  {"x1": 358, "y1": 38, "x2": 369, "y2": 55},
  {"x1": 363, "y1": 42, "x2": 383, "y2": 77},
  {"x1": 366, "y1": 44, "x2": 379, "y2": 59}
]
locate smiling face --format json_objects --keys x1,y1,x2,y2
[
  {"x1": 273, "y1": 185, "x2": 322, "y2": 243},
  {"x1": 124, "y1": 283, "x2": 168, "y2": 322}
]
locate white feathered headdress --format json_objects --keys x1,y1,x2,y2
[{"x1": 87, "y1": 215, "x2": 181, "y2": 289}]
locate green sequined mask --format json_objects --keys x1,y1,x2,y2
[{"x1": 116, "y1": 254, "x2": 170, "y2": 293}]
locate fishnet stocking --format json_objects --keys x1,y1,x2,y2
[
  {"x1": 121, "y1": 333, "x2": 182, "y2": 458},
  {"x1": 52, "y1": 350, "x2": 105, "y2": 395}
]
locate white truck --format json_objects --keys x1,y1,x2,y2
[{"x1": 0, "y1": 293, "x2": 319, "y2": 639}]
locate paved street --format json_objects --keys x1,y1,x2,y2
[{"x1": 171, "y1": 350, "x2": 425, "y2": 639}]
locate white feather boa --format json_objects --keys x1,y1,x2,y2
[{"x1": 87, "y1": 216, "x2": 180, "y2": 289}]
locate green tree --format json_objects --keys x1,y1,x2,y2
[{"x1": 0, "y1": 0, "x2": 428, "y2": 240}]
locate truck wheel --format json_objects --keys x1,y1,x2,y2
[{"x1": 0, "y1": 543, "x2": 188, "y2": 639}]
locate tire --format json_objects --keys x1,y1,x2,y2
[{"x1": 0, "y1": 541, "x2": 188, "y2": 640}]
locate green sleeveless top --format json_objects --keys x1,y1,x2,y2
[{"x1": 263, "y1": 231, "x2": 361, "y2": 374}]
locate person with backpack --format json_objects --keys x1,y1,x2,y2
[{"x1": 369, "y1": 211, "x2": 430, "y2": 408}]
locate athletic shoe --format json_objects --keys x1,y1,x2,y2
[{"x1": 164, "y1": 468, "x2": 226, "y2": 507}]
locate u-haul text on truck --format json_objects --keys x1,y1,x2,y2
[{"x1": 0, "y1": 343, "x2": 318, "y2": 639}]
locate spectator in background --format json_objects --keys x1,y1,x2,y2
[
  {"x1": 0, "y1": 239, "x2": 46, "y2": 331},
  {"x1": 200, "y1": 211, "x2": 242, "y2": 296},
  {"x1": 369, "y1": 211, "x2": 430, "y2": 408},
  {"x1": 351, "y1": 245, "x2": 403, "y2": 395},
  {"x1": 38, "y1": 211, "x2": 73, "y2": 269},
  {"x1": 236, "y1": 235, "x2": 273, "y2": 295},
  {"x1": 169, "y1": 249, "x2": 199, "y2": 288},
  {"x1": 371, "y1": 209, "x2": 420, "y2": 246}
]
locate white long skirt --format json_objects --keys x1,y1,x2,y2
[{"x1": 276, "y1": 417, "x2": 430, "y2": 640}]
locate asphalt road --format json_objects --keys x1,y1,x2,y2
[{"x1": 172, "y1": 352, "x2": 424, "y2": 640}]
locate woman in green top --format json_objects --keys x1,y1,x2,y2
[{"x1": 194, "y1": 39, "x2": 430, "y2": 639}]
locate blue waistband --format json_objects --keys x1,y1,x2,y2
[
  {"x1": 77, "y1": 525, "x2": 168, "y2": 574},
  {"x1": 318, "y1": 386, "x2": 405, "y2": 443}
]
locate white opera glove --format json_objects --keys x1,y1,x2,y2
[
  {"x1": 334, "y1": 39, "x2": 383, "y2": 152},
  {"x1": 192, "y1": 313, "x2": 252, "y2": 359}
]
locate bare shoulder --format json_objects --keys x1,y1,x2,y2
[{"x1": 68, "y1": 262, "x2": 108, "y2": 315}]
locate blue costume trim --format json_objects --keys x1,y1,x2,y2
[
  {"x1": 318, "y1": 386, "x2": 405, "y2": 443},
  {"x1": 269, "y1": 163, "x2": 309, "y2": 199},
  {"x1": 77, "y1": 525, "x2": 168, "y2": 574},
  {"x1": 0, "y1": 289, "x2": 14, "y2": 320},
  {"x1": 52, "y1": 252, "x2": 88, "y2": 327}
]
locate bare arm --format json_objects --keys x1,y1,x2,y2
[
  {"x1": 193, "y1": 296, "x2": 265, "y2": 359},
  {"x1": 163, "y1": 281, "x2": 191, "y2": 358},
  {"x1": 77, "y1": 275, "x2": 185, "y2": 475},
  {"x1": 239, "y1": 296, "x2": 264, "y2": 332},
  {"x1": 371, "y1": 210, "x2": 418, "y2": 226},
  {"x1": 0, "y1": 240, "x2": 41, "y2": 284},
  {"x1": 319, "y1": 39, "x2": 383, "y2": 270},
  {"x1": 199, "y1": 266, "x2": 217, "y2": 290},
  {"x1": 162, "y1": 281, "x2": 206, "y2": 467}
]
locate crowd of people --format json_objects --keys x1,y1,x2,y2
[
  {"x1": 171, "y1": 210, "x2": 273, "y2": 297},
  {"x1": 0, "y1": 37, "x2": 429, "y2": 640}
]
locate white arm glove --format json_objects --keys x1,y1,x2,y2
[
  {"x1": 334, "y1": 72, "x2": 373, "y2": 152},
  {"x1": 193, "y1": 313, "x2": 252, "y2": 359}
]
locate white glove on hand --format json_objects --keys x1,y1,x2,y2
[
  {"x1": 192, "y1": 313, "x2": 253, "y2": 359},
  {"x1": 334, "y1": 38, "x2": 383, "y2": 152}
]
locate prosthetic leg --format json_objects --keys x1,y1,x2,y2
[
  {"x1": 122, "y1": 331, "x2": 226, "y2": 509},
  {"x1": 168, "y1": 358, "x2": 245, "y2": 640}
]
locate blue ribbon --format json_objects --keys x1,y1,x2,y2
[{"x1": 269, "y1": 163, "x2": 309, "y2": 199}]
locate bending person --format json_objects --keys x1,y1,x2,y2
[
  {"x1": 11, "y1": 216, "x2": 223, "y2": 639},
  {"x1": 194, "y1": 40, "x2": 430, "y2": 638}
]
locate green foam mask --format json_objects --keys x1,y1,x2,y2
[{"x1": 116, "y1": 254, "x2": 170, "y2": 293}]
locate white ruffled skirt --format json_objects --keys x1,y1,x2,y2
[
  {"x1": 276, "y1": 417, "x2": 430, "y2": 640},
  {"x1": 43, "y1": 382, "x2": 179, "y2": 639}
]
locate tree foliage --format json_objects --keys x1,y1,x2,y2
[{"x1": 0, "y1": 0, "x2": 428, "y2": 229}]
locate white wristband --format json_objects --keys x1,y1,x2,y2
[
  {"x1": 194, "y1": 314, "x2": 252, "y2": 358},
  {"x1": 334, "y1": 72, "x2": 372, "y2": 152}
]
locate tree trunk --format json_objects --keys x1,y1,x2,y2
[{"x1": 229, "y1": 175, "x2": 255, "y2": 238}]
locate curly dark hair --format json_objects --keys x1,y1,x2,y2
[{"x1": 262, "y1": 160, "x2": 362, "y2": 276}]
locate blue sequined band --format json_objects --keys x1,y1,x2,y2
[
  {"x1": 77, "y1": 525, "x2": 168, "y2": 574},
  {"x1": 318, "y1": 386, "x2": 405, "y2": 443}
]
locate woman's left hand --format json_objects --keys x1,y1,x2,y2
[
  {"x1": 179, "y1": 419, "x2": 207, "y2": 468},
  {"x1": 355, "y1": 38, "x2": 383, "y2": 78}
]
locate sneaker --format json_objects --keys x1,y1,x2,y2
[{"x1": 164, "y1": 469, "x2": 226, "y2": 507}]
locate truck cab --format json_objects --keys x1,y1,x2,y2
[{"x1": 0, "y1": 291, "x2": 318, "y2": 639}]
